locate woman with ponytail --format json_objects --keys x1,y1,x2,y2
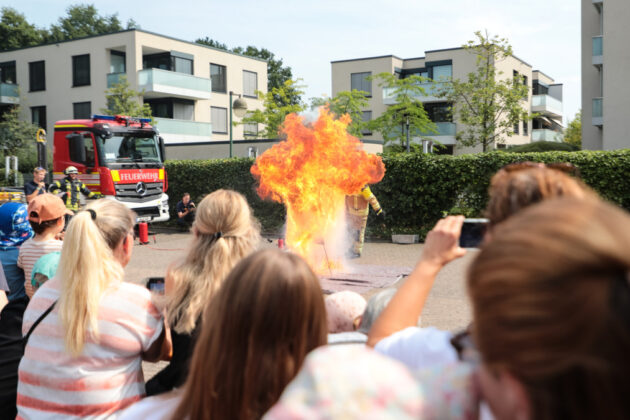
[
  {"x1": 145, "y1": 189, "x2": 261, "y2": 395},
  {"x1": 17, "y1": 199, "x2": 168, "y2": 419}
]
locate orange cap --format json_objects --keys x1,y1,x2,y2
[{"x1": 28, "y1": 193, "x2": 72, "y2": 223}]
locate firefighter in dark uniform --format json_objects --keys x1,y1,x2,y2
[
  {"x1": 345, "y1": 185, "x2": 384, "y2": 258},
  {"x1": 49, "y1": 166, "x2": 97, "y2": 213}
]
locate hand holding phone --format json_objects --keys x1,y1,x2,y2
[{"x1": 458, "y1": 219, "x2": 489, "y2": 248}]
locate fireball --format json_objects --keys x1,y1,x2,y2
[{"x1": 251, "y1": 107, "x2": 385, "y2": 271}]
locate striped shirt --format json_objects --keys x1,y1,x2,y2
[
  {"x1": 17, "y1": 238, "x2": 63, "y2": 285},
  {"x1": 17, "y1": 277, "x2": 163, "y2": 419}
]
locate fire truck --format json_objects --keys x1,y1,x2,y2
[{"x1": 52, "y1": 115, "x2": 170, "y2": 222}]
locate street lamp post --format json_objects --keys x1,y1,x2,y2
[
  {"x1": 405, "y1": 115, "x2": 410, "y2": 153},
  {"x1": 229, "y1": 91, "x2": 248, "y2": 158}
]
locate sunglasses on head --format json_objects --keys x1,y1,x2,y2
[{"x1": 500, "y1": 161, "x2": 580, "y2": 177}]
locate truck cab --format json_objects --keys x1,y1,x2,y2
[{"x1": 53, "y1": 115, "x2": 170, "y2": 222}]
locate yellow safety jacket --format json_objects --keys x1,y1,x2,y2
[
  {"x1": 346, "y1": 186, "x2": 383, "y2": 219},
  {"x1": 49, "y1": 177, "x2": 96, "y2": 212}
]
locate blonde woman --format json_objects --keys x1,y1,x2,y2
[
  {"x1": 17, "y1": 199, "x2": 168, "y2": 418},
  {"x1": 146, "y1": 189, "x2": 261, "y2": 395}
]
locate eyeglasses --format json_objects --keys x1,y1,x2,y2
[
  {"x1": 500, "y1": 161, "x2": 580, "y2": 177},
  {"x1": 450, "y1": 328, "x2": 481, "y2": 367}
]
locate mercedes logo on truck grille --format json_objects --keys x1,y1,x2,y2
[{"x1": 136, "y1": 182, "x2": 147, "y2": 196}]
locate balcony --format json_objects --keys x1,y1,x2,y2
[
  {"x1": 592, "y1": 97, "x2": 603, "y2": 126},
  {"x1": 592, "y1": 0, "x2": 603, "y2": 9},
  {"x1": 153, "y1": 118, "x2": 212, "y2": 144},
  {"x1": 531, "y1": 94, "x2": 562, "y2": 118},
  {"x1": 138, "y1": 68, "x2": 212, "y2": 101},
  {"x1": 0, "y1": 83, "x2": 19, "y2": 105},
  {"x1": 382, "y1": 81, "x2": 449, "y2": 105},
  {"x1": 532, "y1": 129, "x2": 562, "y2": 142},
  {"x1": 107, "y1": 72, "x2": 127, "y2": 88},
  {"x1": 416, "y1": 122, "x2": 456, "y2": 145},
  {"x1": 592, "y1": 36, "x2": 603, "y2": 66}
]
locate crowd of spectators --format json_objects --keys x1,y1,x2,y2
[{"x1": 0, "y1": 162, "x2": 628, "y2": 419}]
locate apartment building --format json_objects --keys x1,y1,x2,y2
[
  {"x1": 331, "y1": 48, "x2": 563, "y2": 154},
  {"x1": 582, "y1": 0, "x2": 630, "y2": 150},
  {"x1": 0, "y1": 29, "x2": 270, "y2": 160}
]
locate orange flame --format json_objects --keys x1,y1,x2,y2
[{"x1": 251, "y1": 108, "x2": 385, "y2": 270}]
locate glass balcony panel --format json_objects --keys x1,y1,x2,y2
[
  {"x1": 531, "y1": 129, "x2": 562, "y2": 142},
  {"x1": 592, "y1": 98, "x2": 603, "y2": 118},
  {"x1": 107, "y1": 72, "x2": 126, "y2": 88},
  {"x1": 0, "y1": 83, "x2": 19, "y2": 104},
  {"x1": 419, "y1": 122, "x2": 456, "y2": 136},
  {"x1": 138, "y1": 68, "x2": 212, "y2": 100},
  {"x1": 153, "y1": 118, "x2": 212, "y2": 137},
  {"x1": 592, "y1": 36, "x2": 603, "y2": 57},
  {"x1": 382, "y1": 81, "x2": 449, "y2": 104},
  {"x1": 531, "y1": 94, "x2": 563, "y2": 117}
]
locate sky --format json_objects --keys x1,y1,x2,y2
[{"x1": 6, "y1": 0, "x2": 581, "y2": 125}]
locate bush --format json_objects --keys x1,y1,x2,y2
[
  {"x1": 503, "y1": 141, "x2": 579, "y2": 153},
  {"x1": 166, "y1": 150, "x2": 630, "y2": 239}
]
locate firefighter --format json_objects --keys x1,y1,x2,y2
[
  {"x1": 49, "y1": 166, "x2": 97, "y2": 213},
  {"x1": 345, "y1": 185, "x2": 384, "y2": 258}
]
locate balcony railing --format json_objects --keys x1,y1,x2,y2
[
  {"x1": 419, "y1": 122, "x2": 456, "y2": 137},
  {"x1": 592, "y1": 97, "x2": 603, "y2": 126},
  {"x1": 138, "y1": 68, "x2": 212, "y2": 100},
  {"x1": 153, "y1": 118, "x2": 212, "y2": 143},
  {"x1": 382, "y1": 81, "x2": 449, "y2": 104},
  {"x1": 531, "y1": 94, "x2": 563, "y2": 118},
  {"x1": 0, "y1": 83, "x2": 19, "y2": 105},
  {"x1": 531, "y1": 129, "x2": 562, "y2": 142},
  {"x1": 592, "y1": 36, "x2": 603, "y2": 65},
  {"x1": 107, "y1": 72, "x2": 127, "y2": 88}
]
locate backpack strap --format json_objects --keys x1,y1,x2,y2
[{"x1": 23, "y1": 300, "x2": 57, "y2": 345}]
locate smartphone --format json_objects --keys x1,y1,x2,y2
[
  {"x1": 145, "y1": 277, "x2": 165, "y2": 295},
  {"x1": 459, "y1": 218, "x2": 488, "y2": 248}
]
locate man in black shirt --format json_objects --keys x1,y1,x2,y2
[
  {"x1": 176, "y1": 193, "x2": 195, "y2": 229},
  {"x1": 24, "y1": 167, "x2": 47, "y2": 204}
]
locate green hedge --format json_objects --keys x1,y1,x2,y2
[{"x1": 165, "y1": 150, "x2": 630, "y2": 237}]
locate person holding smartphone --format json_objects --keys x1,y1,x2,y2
[{"x1": 176, "y1": 193, "x2": 196, "y2": 230}]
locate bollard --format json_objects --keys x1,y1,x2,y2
[
  {"x1": 138, "y1": 222, "x2": 149, "y2": 245},
  {"x1": 278, "y1": 238, "x2": 284, "y2": 249}
]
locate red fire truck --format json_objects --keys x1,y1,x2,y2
[{"x1": 52, "y1": 115, "x2": 170, "y2": 222}]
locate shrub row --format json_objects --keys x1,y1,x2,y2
[{"x1": 165, "y1": 150, "x2": 630, "y2": 238}]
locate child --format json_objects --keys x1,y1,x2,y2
[{"x1": 18, "y1": 194, "x2": 70, "y2": 298}]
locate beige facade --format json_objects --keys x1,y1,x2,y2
[
  {"x1": 0, "y1": 29, "x2": 267, "y2": 160},
  {"x1": 331, "y1": 47, "x2": 563, "y2": 154},
  {"x1": 581, "y1": 0, "x2": 630, "y2": 150}
]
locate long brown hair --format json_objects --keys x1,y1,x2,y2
[
  {"x1": 171, "y1": 249, "x2": 328, "y2": 420},
  {"x1": 485, "y1": 164, "x2": 592, "y2": 228},
  {"x1": 166, "y1": 189, "x2": 261, "y2": 334},
  {"x1": 469, "y1": 198, "x2": 630, "y2": 420}
]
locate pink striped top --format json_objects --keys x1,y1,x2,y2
[
  {"x1": 17, "y1": 238, "x2": 63, "y2": 284},
  {"x1": 17, "y1": 277, "x2": 163, "y2": 419}
]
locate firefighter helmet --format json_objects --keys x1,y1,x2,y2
[{"x1": 65, "y1": 166, "x2": 78, "y2": 175}]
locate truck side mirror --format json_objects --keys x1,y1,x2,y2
[
  {"x1": 158, "y1": 136, "x2": 166, "y2": 161},
  {"x1": 66, "y1": 133, "x2": 86, "y2": 163}
]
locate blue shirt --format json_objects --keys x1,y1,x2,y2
[{"x1": 0, "y1": 247, "x2": 25, "y2": 301}]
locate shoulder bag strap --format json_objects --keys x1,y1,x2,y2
[{"x1": 24, "y1": 300, "x2": 57, "y2": 344}]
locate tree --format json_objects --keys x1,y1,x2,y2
[
  {"x1": 0, "y1": 106, "x2": 39, "y2": 156},
  {"x1": 563, "y1": 110, "x2": 581, "y2": 149},
  {"x1": 0, "y1": 7, "x2": 45, "y2": 51},
  {"x1": 240, "y1": 79, "x2": 306, "y2": 138},
  {"x1": 47, "y1": 4, "x2": 135, "y2": 42},
  {"x1": 369, "y1": 72, "x2": 436, "y2": 148},
  {"x1": 439, "y1": 31, "x2": 532, "y2": 151},
  {"x1": 194, "y1": 37, "x2": 228, "y2": 51},
  {"x1": 310, "y1": 90, "x2": 369, "y2": 137},
  {"x1": 101, "y1": 75, "x2": 153, "y2": 121}
]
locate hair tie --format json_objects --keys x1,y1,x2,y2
[
  {"x1": 87, "y1": 209, "x2": 97, "y2": 220},
  {"x1": 212, "y1": 231, "x2": 223, "y2": 241}
]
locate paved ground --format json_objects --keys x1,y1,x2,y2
[{"x1": 127, "y1": 228, "x2": 475, "y2": 379}]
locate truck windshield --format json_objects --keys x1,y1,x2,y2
[{"x1": 96, "y1": 133, "x2": 162, "y2": 164}]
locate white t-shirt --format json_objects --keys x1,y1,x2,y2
[
  {"x1": 118, "y1": 392, "x2": 181, "y2": 420},
  {"x1": 374, "y1": 326, "x2": 457, "y2": 370}
]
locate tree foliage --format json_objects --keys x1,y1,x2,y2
[
  {"x1": 0, "y1": 106, "x2": 39, "y2": 156},
  {"x1": 101, "y1": 75, "x2": 153, "y2": 121},
  {"x1": 194, "y1": 37, "x2": 228, "y2": 51},
  {"x1": 310, "y1": 90, "x2": 369, "y2": 137},
  {"x1": 0, "y1": 7, "x2": 46, "y2": 51},
  {"x1": 47, "y1": 4, "x2": 135, "y2": 42},
  {"x1": 439, "y1": 31, "x2": 532, "y2": 151},
  {"x1": 240, "y1": 79, "x2": 306, "y2": 139},
  {"x1": 563, "y1": 110, "x2": 581, "y2": 149},
  {"x1": 369, "y1": 72, "x2": 436, "y2": 148}
]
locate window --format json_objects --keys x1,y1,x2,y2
[
  {"x1": 173, "y1": 56, "x2": 193, "y2": 74},
  {"x1": 0, "y1": 61, "x2": 16, "y2": 84},
  {"x1": 425, "y1": 103, "x2": 452, "y2": 122},
  {"x1": 243, "y1": 71, "x2": 258, "y2": 97},
  {"x1": 523, "y1": 120, "x2": 528, "y2": 136},
  {"x1": 431, "y1": 65, "x2": 452, "y2": 81},
  {"x1": 72, "y1": 54, "x2": 91, "y2": 87},
  {"x1": 514, "y1": 121, "x2": 520, "y2": 135},
  {"x1": 143, "y1": 53, "x2": 171, "y2": 70},
  {"x1": 248, "y1": 147, "x2": 258, "y2": 158},
  {"x1": 351, "y1": 72, "x2": 371, "y2": 96},
  {"x1": 211, "y1": 106, "x2": 228, "y2": 133},
  {"x1": 110, "y1": 51, "x2": 126, "y2": 74},
  {"x1": 83, "y1": 134, "x2": 96, "y2": 167},
  {"x1": 29, "y1": 61, "x2": 45, "y2": 91},
  {"x1": 173, "y1": 100, "x2": 194, "y2": 120},
  {"x1": 73, "y1": 102, "x2": 91, "y2": 119},
  {"x1": 31, "y1": 106, "x2": 46, "y2": 129},
  {"x1": 523, "y1": 75, "x2": 528, "y2": 88},
  {"x1": 145, "y1": 98, "x2": 194, "y2": 120},
  {"x1": 361, "y1": 111, "x2": 372, "y2": 136},
  {"x1": 244, "y1": 122, "x2": 258, "y2": 137},
  {"x1": 210, "y1": 64, "x2": 226, "y2": 93}
]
